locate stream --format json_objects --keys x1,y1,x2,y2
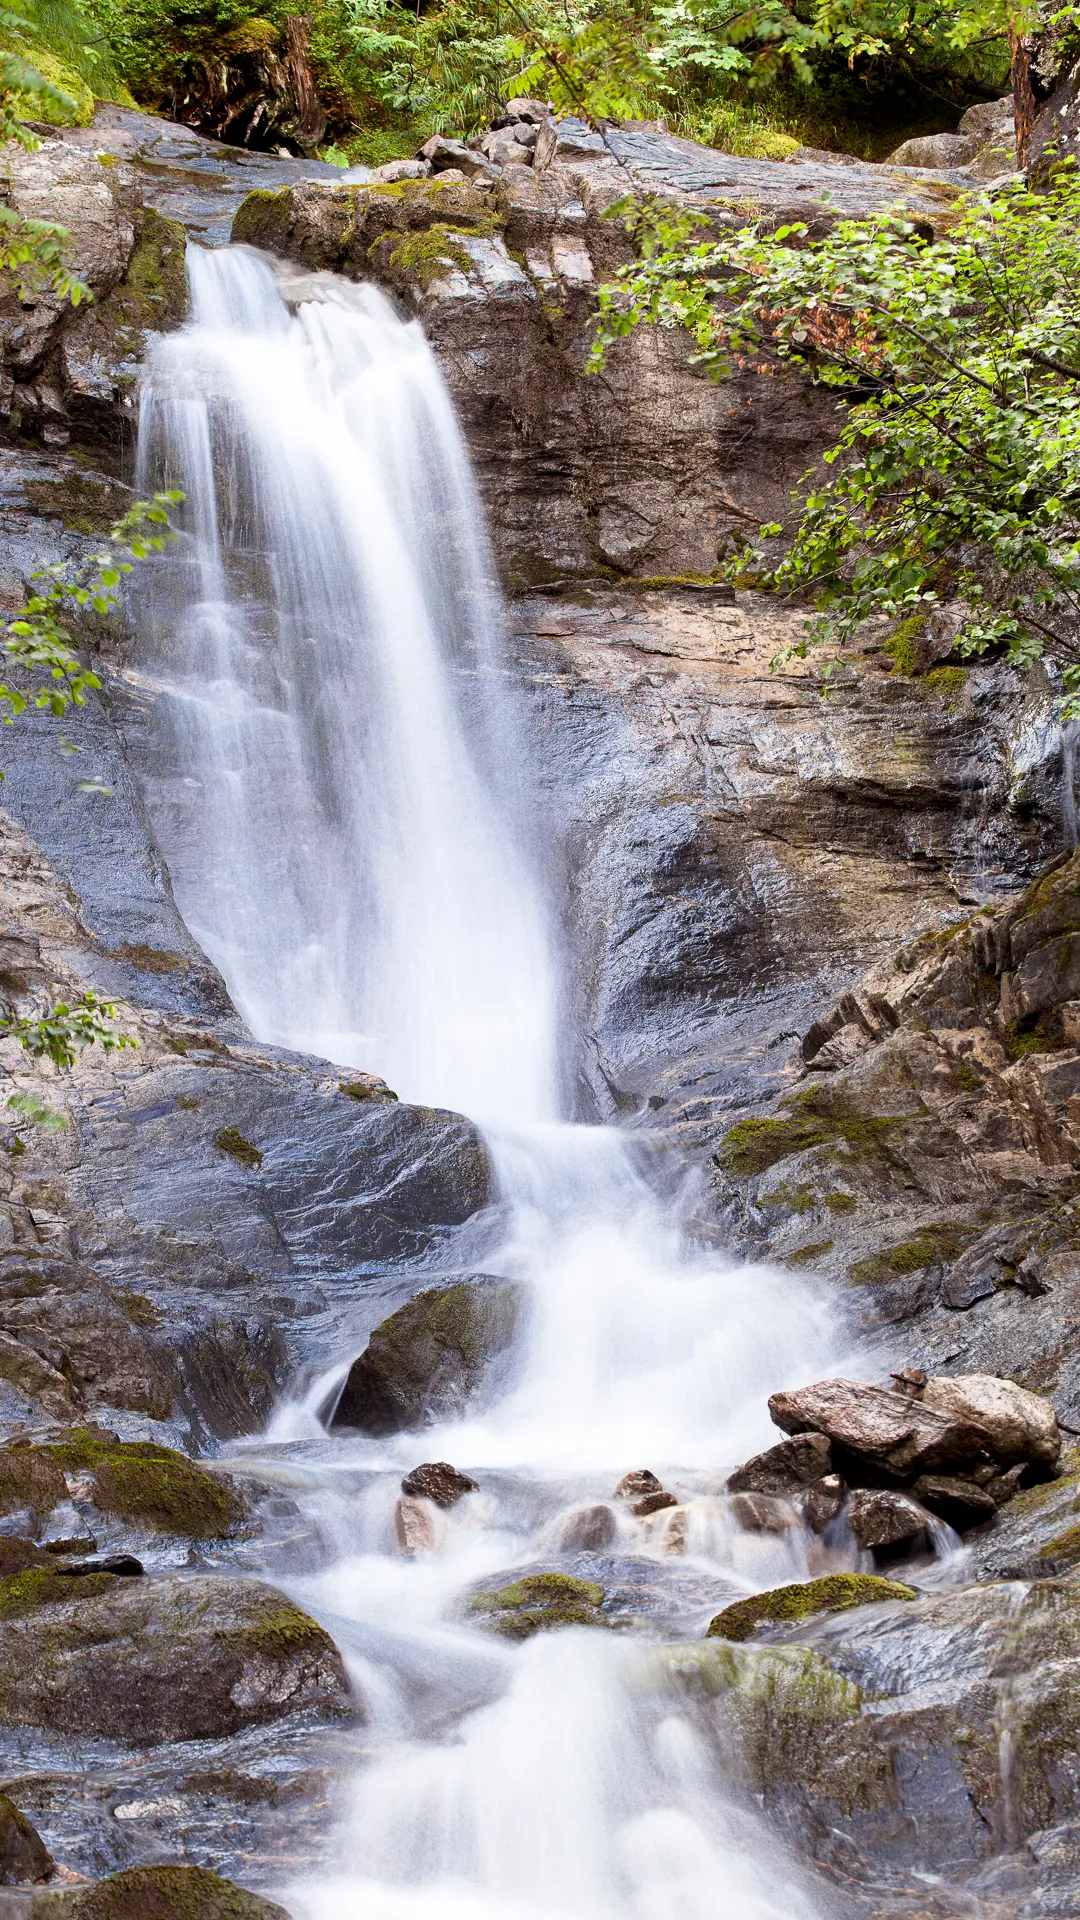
[{"x1": 132, "y1": 241, "x2": 909, "y2": 1920}]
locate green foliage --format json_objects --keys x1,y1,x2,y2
[
  {"x1": 1, "y1": 490, "x2": 183, "y2": 730},
  {"x1": 8, "y1": 1089, "x2": 67, "y2": 1128},
  {"x1": 0, "y1": 989, "x2": 136, "y2": 1066},
  {"x1": 592, "y1": 164, "x2": 1080, "y2": 714}
]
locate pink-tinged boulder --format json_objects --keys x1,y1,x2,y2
[
  {"x1": 921, "y1": 1374, "x2": 1060, "y2": 1468},
  {"x1": 768, "y1": 1377, "x2": 994, "y2": 1476}
]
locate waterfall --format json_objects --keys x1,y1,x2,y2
[
  {"x1": 136, "y1": 245, "x2": 558, "y2": 1126},
  {"x1": 135, "y1": 243, "x2": 847, "y2": 1920}
]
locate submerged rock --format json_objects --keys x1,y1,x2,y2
[
  {"x1": 466, "y1": 1570, "x2": 608, "y2": 1638},
  {"x1": 0, "y1": 1793, "x2": 52, "y2": 1885},
  {"x1": 707, "y1": 1572, "x2": 918, "y2": 1642},
  {"x1": 0, "y1": 1572, "x2": 350, "y2": 1741},
  {"x1": 30, "y1": 1865, "x2": 290, "y2": 1918},
  {"x1": 554, "y1": 1504, "x2": 617, "y2": 1551},
  {"x1": 332, "y1": 1277, "x2": 522, "y2": 1435},
  {"x1": 729, "y1": 1492, "x2": 801, "y2": 1533}
]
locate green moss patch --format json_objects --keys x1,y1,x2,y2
[
  {"x1": 467, "y1": 1571, "x2": 607, "y2": 1639},
  {"x1": 785, "y1": 1239, "x2": 834, "y2": 1267},
  {"x1": 716, "y1": 1090, "x2": 904, "y2": 1178},
  {"x1": 0, "y1": 1444, "x2": 67, "y2": 1518},
  {"x1": 848, "y1": 1220, "x2": 976, "y2": 1285},
  {"x1": 708, "y1": 1574, "x2": 918, "y2": 1642},
  {"x1": 42, "y1": 1430, "x2": 244, "y2": 1538},
  {"x1": 884, "y1": 614, "x2": 928, "y2": 675},
  {"x1": 214, "y1": 1128, "x2": 263, "y2": 1170},
  {"x1": 380, "y1": 223, "x2": 472, "y2": 288},
  {"x1": 0, "y1": 1566, "x2": 119, "y2": 1620}
]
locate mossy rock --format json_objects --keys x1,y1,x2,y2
[
  {"x1": 707, "y1": 1574, "x2": 918, "y2": 1642},
  {"x1": 0, "y1": 1444, "x2": 67, "y2": 1520},
  {"x1": 378, "y1": 222, "x2": 473, "y2": 290},
  {"x1": 332, "y1": 1275, "x2": 521, "y2": 1435},
  {"x1": 31, "y1": 1863, "x2": 291, "y2": 1918},
  {"x1": 213, "y1": 1127, "x2": 263, "y2": 1169},
  {"x1": 0, "y1": 1573, "x2": 350, "y2": 1742},
  {"x1": 467, "y1": 1570, "x2": 608, "y2": 1639},
  {"x1": 41, "y1": 1429, "x2": 245, "y2": 1538}
]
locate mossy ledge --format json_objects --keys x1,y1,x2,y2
[
  {"x1": 5, "y1": 1428, "x2": 248, "y2": 1538},
  {"x1": 30, "y1": 1862, "x2": 291, "y2": 1919},
  {"x1": 707, "y1": 1573, "x2": 918, "y2": 1642},
  {"x1": 716, "y1": 1089, "x2": 905, "y2": 1178},
  {"x1": 467, "y1": 1570, "x2": 608, "y2": 1639}
]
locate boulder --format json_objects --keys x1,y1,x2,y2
[
  {"x1": 726, "y1": 1432, "x2": 833, "y2": 1496},
  {"x1": 371, "y1": 159, "x2": 431, "y2": 183},
  {"x1": 0, "y1": 1794, "x2": 52, "y2": 1885},
  {"x1": 466, "y1": 1571, "x2": 608, "y2": 1639},
  {"x1": 481, "y1": 130, "x2": 533, "y2": 168},
  {"x1": 400, "y1": 1461, "x2": 478, "y2": 1508},
  {"x1": 707, "y1": 1572, "x2": 918, "y2": 1642},
  {"x1": 729, "y1": 1492, "x2": 801, "y2": 1533},
  {"x1": 768, "y1": 1377, "x2": 995, "y2": 1476},
  {"x1": 331, "y1": 1277, "x2": 522, "y2": 1435},
  {"x1": 958, "y1": 96, "x2": 1014, "y2": 140},
  {"x1": 554, "y1": 1504, "x2": 617, "y2": 1551},
  {"x1": 921, "y1": 1373, "x2": 1060, "y2": 1468},
  {"x1": 419, "y1": 136, "x2": 495, "y2": 180},
  {"x1": 888, "y1": 131, "x2": 979, "y2": 167},
  {"x1": 497, "y1": 97, "x2": 552, "y2": 125},
  {"x1": 30, "y1": 1866, "x2": 290, "y2": 1918},
  {"x1": 0, "y1": 1572, "x2": 350, "y2": 1741},
  {"x1": 912, "y1": 1474, "x2": 998, "y2": 1530},
  {"x1": 846, "y1": 1487, "x2": 930, "y2": 1551}
]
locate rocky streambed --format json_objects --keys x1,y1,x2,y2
[{"x1": 0, "y1": 100, "x2": 1079, "y2": 1920}]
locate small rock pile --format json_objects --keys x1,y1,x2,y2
[
  {"x1": 727, "y1": 1369, "x2": 1061, "y2": 1563},
  {"x1": 366, "y1": 97, "x2": 555, "y2": 185}
]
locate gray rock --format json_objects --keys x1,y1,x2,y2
[
  {"x1": 419, "y1": 135, "x2": 495, "y2": 179},
  {"x1": 0, "y1": 1572, "x2": 351, "y2": 1741},
  {"x1": 958, "y1": 96, "x2": 1014, "y2": 140},
  {"x1": 370, "y1": 159, "x2": 430, "y2": 182},
  {"x1": 888, "y1": 131, "x2": 979, "y2": 167},
  {"x1": 726, "y1": 1432, "x2": 833, "y2": 1496},
  {"x1": 498, "y1": 97, "x2": 552, "y2": 125},
  {"x1": 807, "y1": 1474, "x2": 845, "y2": 1533},
  {"x1": 331, "y1": 1277, "x2": 521, "y2": 1435}
]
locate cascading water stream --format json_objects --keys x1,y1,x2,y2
[{"x1": 134, "y1": 242, "x2": 869, "y2": 1918}]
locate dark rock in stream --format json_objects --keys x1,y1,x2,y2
[
  {"x1": 400, "y1": 1461, "x2": 479, "y2": 1507},
  {"x1": 845, "y1": 1486, "x2": 930, "y2": 1552},
  {"x1": 726, "y1": 1432, "x2": 833, "y2": 1496},
  {"x1": 332, "y1": 1277, "x2": 522, "y2": 1435}
]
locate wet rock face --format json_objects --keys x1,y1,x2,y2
[
  {"x1": 707, "y1": 1578, "x2": 1080, "y2": 1905},
  {"x1": 707, "y1": 1572, "x2": 917, "y2": 1642},
  {"x1": 0, "y1": 1571, "x2": 350, "y2": 1741},
  {"x1": 726, "y1": 1432, "x2": 833, "y2": 1497},
  {"x1": 768, "y1": 1376, "x2": 999, "y2": 1477},
  {"x1": 332, "y1": 1277, "x2": 521, "y2": 1435},
  {"x1": 709, "y1": 849, "x2": 1080, "y2": 1440}
]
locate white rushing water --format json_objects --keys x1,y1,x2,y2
[{"x1": 135, "y1": 244, "x2": 868, "y2": 1919}]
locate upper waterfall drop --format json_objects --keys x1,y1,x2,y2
[{"x1": 135, "y1": 243, "x2": 560, "y2": 1127}]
